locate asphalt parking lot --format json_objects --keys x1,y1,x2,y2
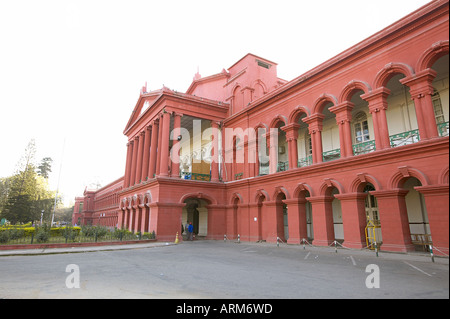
[{"x1": 0, "y1": 240, "x2": 448, "y2": 299}]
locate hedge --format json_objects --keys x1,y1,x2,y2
[
  {"x1": 0, "y1": 225, "x2": 81, "y2": 238},
  {"x1": 0, "y1": 224, "x2": 155, "y2": 244}
]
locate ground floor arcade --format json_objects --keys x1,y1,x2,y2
[{"x1": 116, "y1": 138, "x2": 448, "y2": 256}]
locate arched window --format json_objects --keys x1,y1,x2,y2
[
  {"x1": 233, "y1": 86, "x2": 243, "y2": 113},
  {"x1": 253, "y1": 83, "x2": 265, "y2": 100},
  {"x1": 353, "y1": 112, "x2": 370, "y2": 143}
]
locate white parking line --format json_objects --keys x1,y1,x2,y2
[
  {"x1": 403, "y1": 261, "x2": 432, "y2": 277},
  {"x1": 304, "y1": 252, "x2": 311, "y2": 260},
  {"x1": 349, "y1": 255, "x2": 356, "y2": 266}
]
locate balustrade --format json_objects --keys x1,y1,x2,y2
[
  {"x1": 277, "y1": 161, "x2": 289, "y2": 172},
  {"x1": 353, "y1": 140, "x2": 376, "y2": 156},
  {"x1": 181, "y1": 172, "x2": 211, "y2": 181},
  {"x1": 438, "y1": 121, "x2": 449, "y2": 137},
  {"x1": 298, "y1": 155, "x2": 313, "y2": 168},
  {"x1": 389, "y1": 129, "x2": 420, "y2": 148},
  {"x1": 322, "y1": 148, "x2": 341, "y2": 162}
]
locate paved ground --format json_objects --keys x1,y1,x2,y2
[{"x1": 0, "y1": 240, "x2": 448, "y2": 299}]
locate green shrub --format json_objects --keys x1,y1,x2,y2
[
  {"x1": 61, "y1": 226, "x2": 80, "y2": 242},
  {"x1": 81, "y1": 225, "x2": 95, "y2": 237},
  {"x1": 96, "y1": 226, "x2": 108, "y2": 238},
  {"x1": 142, "y1": 231, "x2": 156, "y2": 239},
  {"x1": 23, "y1": 227, "x2": 36, "y2": 237},
  {"x1": 0, "y1": 230, "x2": 9, "y2": 243},
  {"x1": 8, "y1": 228, "x2": 25, "y2": 240},
  {"x1": 35, "y1": 228, "x2": 50, "y2": 243},
  {"x1": 112, "y1": 228, "x2": 132, "y2": 239},
  {"x1": 80, "y1": 225, "x2": 109, "y2": 238}
]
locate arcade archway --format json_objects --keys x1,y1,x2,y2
[{"x1": 182, "y1": 198, "x2": 209, "y2": 239}]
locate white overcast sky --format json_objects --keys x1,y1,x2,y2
[{"x1": 0, "y1": 0, "x2": 432, "y2": 206}]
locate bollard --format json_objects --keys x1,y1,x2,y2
[
  {"x1": 334, "y1": 240, "x2": 337, "y2": 253},
  {"x1": 302, "y1": 238, "x2": 305, "y2": 250},
  {"x1": 374, "y1": 242, "x2": 378, "y2": 257},
  {"x1": 237, "y1": 234, "x2": 240, "y2": 244},
  {"x1": 277, "y1": 237, "x2": 279, "y2": 247},
  {"x1": 224, "y1": 234, "x2": 227, "y2": 242},
  {"x1": 429, "y1": 244, "x2": 435, "y2": 263}
]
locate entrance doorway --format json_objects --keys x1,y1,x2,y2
[
  {"x1": 364, "y1": 184, "x2": 382, "y2": 247},
  {"x1": 403, "y1": 177, "x2": 431, "y2": 251},
  {"x1": 182, "y1": 198, "x2": 208, "y2": 239},
  {"x1": 364, "y1": 184, "x2": 380, "y2": 225},
  {"x1": 275, "y1": 192, "x2": 288, "y2": 242},
  {"x1": 283, "y1": 203, "x2": 289, "y2": 241}
]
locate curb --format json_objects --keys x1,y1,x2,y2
[
  {"x1": 0, "y1": 239, "x2": 157, "y2": 251},
  {"x1": 0, "y1": 240, "x2": 174, "y2": 257}
]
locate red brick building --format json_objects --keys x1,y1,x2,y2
[{"x1": 73, "y1": 0, "x2": 449, "y2": 255}]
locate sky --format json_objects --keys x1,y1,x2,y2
[{"x1": 0, "y1": 0, "x2": 432, "y2": 206}]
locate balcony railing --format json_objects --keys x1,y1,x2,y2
[
  {"x1": 181, "y1": 172, "x2": 211, "y2": 181},
  {"x1": 390, "y1": 129, "x2": 420, "y2": 148},
  {"x1": 438, "y1": 121, "x2": 449, "y2": 137},
  {"x1": 353, "y1": 140, "x2": 376, "y2": 156},
  {"x1": 322, "y1": 148, "x2": 341, "y2": 162},
  {"x1": 259, "y1": 165, "x2": 269, "y2": 176},
  {"x1": 298, "y1": 155, "x2": 313, "y2": 168},
  {"x1": 277, "y1": 161, "x2": 289, "y2": 172}
]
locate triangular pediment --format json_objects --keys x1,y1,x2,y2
[
  {"x1": 123, "y1": 90, "x2": 162, "y2": 133},
  {"x1": 186, "y1": 69, "x2": 229, "y2": 96}
]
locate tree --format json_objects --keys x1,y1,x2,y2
[
  {"x1": 0, "y1": 140, "x2": 57, "y2": 224},
  {"x1": 0, "y1": 176, "x2": 13, "y2": 213},
  {"x1": 37, "y1": 157, "x2": 53, "y2": 179},
  {"x1": 1, "y1": 166, "x2": 57, "y2": 224},
  {"x1": 15, "y1": 139, "x2": 36, "y2": 196},
  {"x1": 3, "y1": 193, "x2": 35, "y2": 224}
]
